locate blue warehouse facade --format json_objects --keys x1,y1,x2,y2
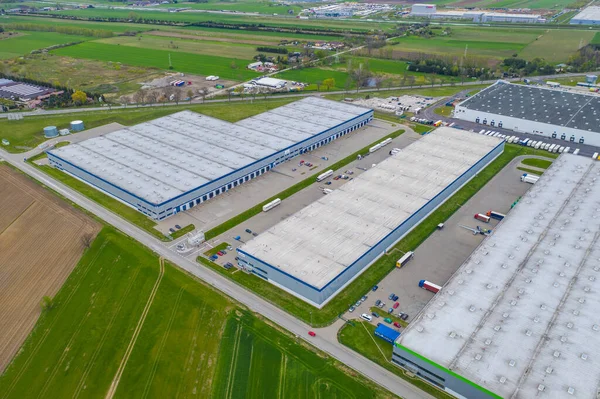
[
  {"x1": 238, "y1": 129, "x2": 505, "y2": 307},
  {"x1": 47, "y1": 97, "x2": 373, "y2": 220}
]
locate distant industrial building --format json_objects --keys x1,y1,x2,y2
[
  {"x1": 48, "y1": 98, "x2": 373, "y2": 220},
  {"x1": 394, "y1": 154, "x2": 600, "y2": 399},
  {"x1": 455, "y1": 80, "x2": 600, "y2": 146},
  {"x1": 237, "y1": 128, "x2": 504, "y2": 307},
  {"x1": 570, "y1": 6, "x2": 600, "y2": 25},
  {"x1": 410, "y1": 4, "x2": 545, "y2": 23}
]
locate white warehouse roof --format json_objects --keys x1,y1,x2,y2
[
  {"x1": 398, "y1": 154, "x2": 600, "y2": 399},
  {"x1": 571, "y1": 6, "x2": 600, "y2": 23},
  {"x1": 49, "y1": 98, "x2": 370, "y2": 205},
  {"x1": 240, "y1": 128, "x2": 502, "y2": 289}
]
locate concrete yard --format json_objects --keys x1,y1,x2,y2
[
  {"x1": 350, "y1": 154, "x2": 549, "y2": 323},
  {"x1": 157, "y1": 118, "x2": 401, "y2": 234},
  {"x1": 170, "y1": 127, "x2": 421, "y2": 262}
]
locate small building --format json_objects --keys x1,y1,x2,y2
[
  {"x1": 571, "y1": 6, "x2": 600, "y2": 25},
  {"x1": 247, "y1": 61, "x2": 263, "y2": 70},
  {"x1": 253, "y1": 77, "x2": 287, "y2": 89},
  {"x1": 410, "y1": 3, "x2": 436, "y2": 16},
  {"x1": 375, "y1": 324, "x2": 400, "y2": 343}
]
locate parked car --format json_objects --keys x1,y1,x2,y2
[
  {"x1": 384, "y1": 318, "x2": 392, "y2": 324},
  {"x1": 224, "y1": 262, "x2": 233, "y2": 270},
  {"x1": 349, "y1": 306, "x2": 355, "y2": 313},
  {"x1": 221, "y1": 250, "x2": 227, "y2": 255},
  {"x1": 392, "y1": 294, "x2": 399, "y2": 301},
  {"x1": 169, "y1": 228, "x2": 176, "y2": 233},
  {"x1": 217, "y1": 251, "x2": 224, "y2": 256},
  {"x1": 378, "y1": 302, "x2": 385, "y2": 308},
  {"x1": 393, "y1": 302, "x2": 399, "y2": 309},
  {"x1": 400, "y1": 313, "x2": 409, "y2": 321},
  {"x1": 333, "y1": 176, "x2": 340, "y2": 180},
  {"x1": 210, "y1": 255, "x2": 218, "y2": 260},
  {"x1": 252, "y1": 232, "x2": 258, "y2": 236},
  {"x1": 388, "y1": 293, "x2": 395, "y2": 300},
  {"x1": 175, "y1": 224, "x2": 181, "y2": 229},
  {"x1": 361, "y1": 295, "x2": 367, "y2": 302},
  {"x1": 325, "y1": 181, "x2": 332, "y2": 185},
  {"x1": 372, "y1": 285, "x2": 379, "y2": 292},
  {"x1": 308, "y1": 331, "x2": 316, "y2": 337},
  {"x1": 375, "y1": 299, "x2": 381, "y2": 307},
  {"x1": 355, "y1": 301, "x2": 361, "y2": 307},
  {"x1": 393, "y1": 321, "x2": 402, "y2": 328},
  {"x1": 360, "y1": 313, "x2": 372, "y2": 322},
  {"x1": 245, "y1": 228, "x2": 252, "y2": 234},
  {"x1": 227, "y1": 245, "x2": 233, "y2": 251},
  {"x1": 371, "y1": 312, "x2": 380, "y2": 318},
  {"x1": 388, "y1": 308, "x2": 394, "y2": 314}
]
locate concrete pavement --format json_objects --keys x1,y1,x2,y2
[{"x1": 0, "y1": 149, "x2": 434, "y2": 399}]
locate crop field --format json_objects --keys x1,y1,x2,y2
[
  {"x1": 275, "y1": 67, "x2": 351, "y2": 90},
  {"x1": 52, "y1": 41, "x2": 261, "y2": 80},
  {"x1": 519, "y1": 29, "x2": 595, "y2": 62},
  {"x1": 592, "y1": 32, "x2": 600, "y2": 46},
  {"x1": 156, "y1": 0, "x2": 303, "y2": 14},
  {"x1": 178, "y1": 26, "x2": 343, "y2": 42},
  {"x1": 0, "y1": 227, "x2": 394, "y2": 399},
  {"x1": 97, "y1": 34, "x2": 260, "y2": 59},
  {"x1": 0, "y1": 165, "x2": 100, "y2": 373},
  {"x1": 0, "y1": 31, "x2": 91, "y2": 60},
  {"x1": 0, "y1": 15, "x2": 150, "y2": 33}
]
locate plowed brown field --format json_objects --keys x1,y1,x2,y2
[{"x1": 0, "y1": 165, "x2": 100, "y2": 373}]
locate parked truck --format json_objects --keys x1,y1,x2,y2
[
  {"x1": 486, "y1": 210, "x2": 505, "y2": 220},
  {"x1": 419, "y1": 280, "x2": 441, "y2": 294},
  {"x1": 474, "y1": 213, "x2": 491, "y2": 223},
  {"x1": 521, "y1": 173, "x2": 540, "y2": 184}
]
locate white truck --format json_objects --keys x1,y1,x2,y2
[{"x1": 521, "y1": 173, "x2": 540, "y2": 184}]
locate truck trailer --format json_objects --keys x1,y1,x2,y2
[
  {"x1": 486, "y1": 210, "x2": 505, "y2": 220},
  {"x1": 419, "y1": 280, "x2": 441, "y2": 294},
  {"x1": 521, "y1": 174, "x2": 540, "y2": 184},
  {"x1": 474, "y1": 213, "x2": 491, "y2": 223}
]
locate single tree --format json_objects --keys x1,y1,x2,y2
[
  {"x1": 41, "y1": 295, "x2": 54, "y2": 311},
  {"x1": 186, "y1": 89, "x2": 194, "y2": 103},
  {"x1": 71, "y1": 90, "x2": 87, "y2": 105},
  {"x1": 198, "y1": 87, "x2": 208, "y2": 103},
  {"x1": 81, "y1": 233, "x2": 94, "y2": 249},
  {"x1": 323, "y1": 78, "x2": 335, "y2": 91}
]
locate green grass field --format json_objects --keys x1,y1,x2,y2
[
  {"x1": 0, "y1": 15, "x2": 151, "y2": 33},
  {"x1": 275, "y1": 67, "x2": 352, "y2": 90},
  {"x1": 178, "y1": 25, "x2": 343, "y2": 42},
  {"x1": 0, "y1": 226, "x2": 394, "y2": 398},
  {"x1": 52, "y1": 41, "x2": 261, "y2": 80},
  {"x1": 157, "y1": 0, "x2": 303, "y2": 14},
  {"x1": 0, "y1": 31, "x2": 91, "y2": 59},
  {"x1": 521, "y1": 157, "x2": 553, "y2": 169},
  {"x1": 519, "y1": 29, "x2": 595, "y2": 62}
]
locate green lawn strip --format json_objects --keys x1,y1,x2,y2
[
  {"x1": 369, "y1": 307, "x2": 408, "y2": 328},
  {"x1": 521, "y1": 157, "x2": 553, "y2": 169},
  {"x1": 203, "y1": 143, "x2": 548, "y2": 326},
  {"x1": 373, "y1": 111, "x2": 402, "y2": 124},
  {"x1": 434, "y1": 106, "x2": 453, "y2": 117},
  {"x1": 204, "y1": 128, "x2": 405, "y2": 240},
  {"x1": 170, "y1": 223, "x2": 195, "y2": 239},
  {"x1": 517, "y1": 166, "x2": 544, "y2": 175},
  {"x1": 410, "y1": 124, "x2": 433, "y2": 134},
  {"x1": 1, "y1": 98, "x2": 295, "y2": 153},
  {"x1": 204, "y1": 242, "x2": 230, "y2": 256},
  {"x1": 36, "y1": 164, "x2": 167, "y2": 241},
  {"x1": 338, "y1": 321, "x2": 453, "y2": 399}
]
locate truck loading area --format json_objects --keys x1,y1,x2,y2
[
  {"x1": 157, "y1": 119, "x2": 398, "y2": 235},
  {"x1": 349, "y1": 154, "x2": 537, "y2": 323}
]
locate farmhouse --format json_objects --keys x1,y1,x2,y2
[{"x1": 48, "y1": 97, "x2": 373, "y2": 220}]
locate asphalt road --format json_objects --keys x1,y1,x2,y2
[{"x1": 0, "y1": 150, "x2": 435, "y2": 399}]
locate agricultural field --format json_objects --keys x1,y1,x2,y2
[
  {"x1": 275, "y1": 67, "x2": 351, "y2": 90},
  {"x1": 0, "y1": 53, "x2": 161, "y2": 98},
  {"x1": 519, "y1": 29, "x2": 595, "y2": 62},
  {"x1": 0, "y1": 15, "x2": 151, "y2": 34},
  {"x1": 177, "y1": 25, "x2": 343, "y2": 42},
  {"x1": 52, "y1": 41, "x2": 261, "y2": 80},
  {"x1": 0, "y1": 31, "x2": 91, "y2": 60},
  {"x1": 0, "y1": 165, "x2": 100, "y2": 373},
  {"x1": 427, "y1": 0, "x2": 583, "y2": 9},
  {"x1": 0, "y1": 227, "x2": 394, "y2": 399},
  {"x1": 156, "y1": 0, "x2": 303, "y2": 14}
]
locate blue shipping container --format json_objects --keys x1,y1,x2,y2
[{"x1": 375, "y1": 323, "x2": 400, "y2": 343}]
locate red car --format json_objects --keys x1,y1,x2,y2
[
  {"x1": 393, "y1": 302, "x2": 399, "y2": 309},
  {"x1": 217, "y1": 251, "x2": 224, "y2": 256},
  {"x1": 300, "y1": 160, "x2": 305, "y2": 164},
  {"x1": 393, "y1": 321, "x2": 401, "y2": 328},
  {"x1": 308, "y1": 331, "x2": 316, "y2": 337}
]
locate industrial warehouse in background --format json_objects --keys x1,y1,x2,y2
[
  {"x1": 47, "y1": 97, "x2": 373, "y2": 220},
  {"x1": 237, "y1": 128, "x2": 504, "y2": 307},
  {"x1": 409, "y1": 4, "x2": 544, "y2": 23},
  {"x1": 570, "y1": 6, "x2": 600, "y2": 25},
  {"x1": 394, "y1": 154, "x2": 600, "y2": 399},
  {"x1": 455, "y1": 80, "x2": 600, "y2": 147}
]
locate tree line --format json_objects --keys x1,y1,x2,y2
[
  {"x1": 256, "y1": 46, "x2": 288, "y2": 54},
  {"x1": 1, "y1": 23, "x2": 114, "y2": 38}
]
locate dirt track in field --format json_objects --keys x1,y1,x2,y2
[{"x1": 0, "y1": 165, "x2": 100, "y2": 373}]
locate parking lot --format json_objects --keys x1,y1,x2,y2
[
  {"x1": 175, "y1": 128, "x2": 421, "y2": 263},
  {"x1": 345, "y1": 154, "x2": 542, "y2": 327},
  {"x1": 156, "y1": 119, "x2": 401, "y2": 235}
]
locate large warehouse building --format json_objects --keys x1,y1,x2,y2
[
  {"x1": 394, "y1": 154, "x2": 600, "y2": 399},
  {"x1": 455, "y1": 80, "x2": 600, "y2": 146},
  {"x1": 237, "y1": 128, "x2": 504, "y2": 307},
  {"x1": 570, "y1": 6, "x2": 600, "y2": 25},
  {"x1": 48, "y1": 98, "x2": 373, "y2": 220}
]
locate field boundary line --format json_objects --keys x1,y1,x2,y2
[
  {"x1": 141, "y1": 286, "x2": 184, "y2": 399},
  {"x1": 225, "y1": 322, "x2": 242, "y2": 399},
  {"x1": 175, "y1": 302, "x2": 206, "y2": 398},
  {"x1": 104, "y1": 257, "x2": 165, "y2": 399},
  {"x1": 278, "y1": 354, "x2": 287, "y2": 399},
  {"x1": 360, "y1": 322, "x2": 388, "y2": 362},
  {"x1": 2, "y1": 239, "x2": 107, "y2": 399},
  {"x1": 38, "y1": 249, "x2": 121, "y2": 399},
  {"x1": 0, "y1": 201, "x2": 34, "y2": 237},
  {"x1": 72, "y1": 264, "x2": 143, "y2": 398}
]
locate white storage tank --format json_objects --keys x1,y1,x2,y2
[
  {"x1": 43, "y1": 126, "x2": 58, "y2": 138},
  {"x1": 70, "y1": 120, "x2": 85, "y2": 131}
]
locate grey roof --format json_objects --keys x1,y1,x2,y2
[
  {"x1": 398, "y1": 154, "x2": 600, "y2": 399},
  {"x1": 49, "y1": 98, "x2": 371, "y2": 205},
  {"x1": 571, "y1": 6, "x2": 600, "y2": 22},
  {"x1": 240, "y1": 128, "x2": 502, "y2": 289},
  {"x1": 459, "y1": 81, "x2": 600, "y2": 132}
]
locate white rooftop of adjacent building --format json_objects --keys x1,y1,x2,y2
[
  {"x1": 398, "y1": 154, "x2": 600, "y2": 399},
  {"x1": 240, "y1": 128, "x2": 502, "y2": 289},
  {"x1": 571, "y1": 6, "x2": 600, "y2": 22},
  {"x1": 49, "y1": 98, "x2": 370, "y2": 205}
]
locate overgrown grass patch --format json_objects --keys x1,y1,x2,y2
[{"x1": 521, "y1": 157, "x2": 553, "y2": 169}]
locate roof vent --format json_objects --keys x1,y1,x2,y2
[
  {"x1": 538, "y1": 384, "x2": 545, "y2": 392},
  {"x1": 474, "y1": 353, "x2": 482, "y2": 361},
  {"x1": 593, "y1": 324, "x2": 599, "y2": 331},
  {"x1": 567, "y1": 322, "x2": 574, "y2": 328},
  {"x1": 485, "y1": 339, "x2": 492, "y2": 345},
  {"x1": 494, "y1": 325, "x2": 501, "y2": 332},
  {"x1": 511, "y1": 300, "x2": 517, "y2": 306},
  {"x1": 526, "y1": 329, "x2": 533, "y2": 337},
  {"x1": 545, "y1": 366, "x2": 553, "y2": 374},
  {"x1": 567, "y1": 387, "x2": 575, "y2": 395},
  {"x1": 416, "y1": 326, "x2": 424, "y2": 333},
  {"x1": 469, "y1": 306, "x2": 476, "y2": 312},
  {"x1": 573, "y1": 310, "x2": 580, "y2": 316},
  {"x1": 449, "y1": 331, "x2": 457, "y2": 338},
  {"x1": 509, "y1": 360, "x2": 516, "y2": 367},
  {"x1": 540, "y1": 304, "x2": 547, "y2": 310},
  {"x1": 581, "y1": 353, "x2": 588, "y2": 360},
  {"x1": 553, "y1": 351, "x2": 561, "y2": 358},
  {"x1": 499, "y1": 376, "x2": 507, "y2": 384}
]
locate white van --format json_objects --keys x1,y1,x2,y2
[
  {"x1": 548, "y1": 144, "x2": 556, "y2": 152},
  {"x1": 564, "y1": 147, "x2": 570, "y2": 153},
  {"x1": 360, "y1": 313, "x2": 372, "y2": 322},
  {"x1": 558, "y1": 146, "x2": 565, "y2": 153}
]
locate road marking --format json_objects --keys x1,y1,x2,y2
[{"x1": 104, "y1": 257, "x2": 165, "y2": 399}]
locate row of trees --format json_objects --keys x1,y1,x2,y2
[
  {"x1": 128, "y1": 86, "x2": 209, "y2": 106},
  {"x1": 502, "y1": 56, "x2": 556, "y2": 76},
  {"x1": 1, "y1": 23, "x2": 114, "y2": 38},
  {"x1": 256, "y1": 46, "x2": 288, "y2": 54}
]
